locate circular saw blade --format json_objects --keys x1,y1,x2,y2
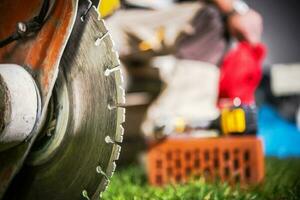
[{"x1": 4, "y1": 3, "x2": 125, "y2": 200}]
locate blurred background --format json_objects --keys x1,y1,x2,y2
[
  {"x1": 102, "y1": 0, "x2": 300, "y2": 199},
  {"x1": 106, "y1": 0, "x2": 300, "y2": 162},
  {"x1": 249, "y1": 0, "x2": 300, "y2": 158},
  {"x1": 248, "y1": 0, "x2": 300, "y2": 65}
]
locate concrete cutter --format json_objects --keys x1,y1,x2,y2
[{"x1": 0, "y1": 0, "x2": 125, "y2": 199}]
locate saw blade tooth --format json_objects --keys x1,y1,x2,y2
[
  {"x1": 104, "y1": 67, "x2": 125, "y2": 105},
  {"x1": 112, "y1": 49, "x2": 121, "y2": 68},
  {"x1": 103, "y1": 30, "x2": 113, "y2": 49},
  {"x1": 117, "y1": 85, "x2": 125, "y2": 105},
  {"x1": 98, "y1": 178, "x2": 110, "y2": 199},
  {"x1": 101, "y1": 19, "x2": 109, "y2": 31},
  {"x1": 90, "y1": 4, "x2": 101, "y2": 20},
  {"x1": 97, "y1": 19, "x2": 108, "y2": 33},
  {"x1": 114, "y1": 68, "x2": 126, "y2": 104},
  {"x1": 98, "y1": 19, "x2": 119, "y2": 59},
  {"x1": 108, "y1": 34, "x2": 117, "y2": 50},
  {"x1": 117, "y1": 107, "x2": 126, "y2": 124},
  {"x1": 114, "y1": 65, "x2": 124, "y2": 85},
  {"x1": 113, "y1": 145, "x2": 122, "y2": 161},
  {"x1": 106, "y1": 161, "x2": 117, "y2": 178},
  {"x1": 93, "y1": 19, "x2": 120, "y2": 69},
  {"x1": 103, "y1": 179, "x2": 110, "y2": 188},
  {"x1": 115, "y1": 124, "x2": 124, "y2": 143}
]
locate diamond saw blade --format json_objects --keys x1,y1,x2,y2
[{"x1": 3, "y1": 1, "x2": 125, "y2": 200}]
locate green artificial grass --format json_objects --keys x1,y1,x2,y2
[{"x1": 103, "y1": 158, "x2": 300, "y2": 200}]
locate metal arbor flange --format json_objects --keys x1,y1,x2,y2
[{"x1": 0, "y1": 64, "x2": 41, "y2": 152}]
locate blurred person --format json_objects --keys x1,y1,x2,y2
[
  {"x1": 176, "y1": 0, "x2": 263, "y2": 64},
  {"x1": 211, "y1": 0, "x2": 263, "y2": 44},
  {"x1": 107, "y1": 0, "x2": 264, "y2": 138}
]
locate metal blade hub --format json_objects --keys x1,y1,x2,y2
[{"x1": 0, "y1": 64, "x2": 41, "y2": 152}]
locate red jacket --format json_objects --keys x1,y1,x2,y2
[{"x1": 219, "y1": 42, "x2": 266, "y2": 105}]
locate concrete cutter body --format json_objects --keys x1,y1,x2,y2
[{"x1": 0, "y1": 0, "x2": 124, "y2": 199}]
